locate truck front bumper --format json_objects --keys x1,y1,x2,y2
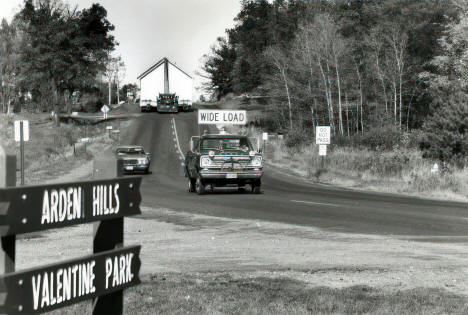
[
  {"x1": 199, "y1": 170, "x2": 263, "y2": 180},
  {"x1": 158, "y1": 106, "x2": 178, "y2": 113}
]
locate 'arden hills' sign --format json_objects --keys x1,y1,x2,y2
[{"x1": 0, "y1": 176, "x2": 142, "y2": 236}]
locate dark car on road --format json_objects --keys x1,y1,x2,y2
[
  {"x1": 116, "y1": 146, "x2": 151, "y2": 174},
  {"x1": 184, "y1": 134, "x2": 263, "y2": 194}
]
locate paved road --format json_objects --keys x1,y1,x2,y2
[{"x1": 121, "y1": 109, "x2": 468, "y2": 241}]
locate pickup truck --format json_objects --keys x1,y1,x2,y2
[{"x1": 184, "y1": 133, "x2": 263, "y2": 194}]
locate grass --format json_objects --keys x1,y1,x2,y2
[
  {"x1": 0, "y1": 112, "x2": 126, "y2": 184},
  {"x1": 263, "y1": 137, "x2": 468, "y2": 202},
  {"x1": 50, "y1": 273, "x2": 468, "y2": 314}
]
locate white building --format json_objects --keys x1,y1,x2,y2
[{"x1": 137, "y1": 57, "x2": 193, "y2": 110}]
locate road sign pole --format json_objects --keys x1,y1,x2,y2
[
  {"x1": 20, "y1": 121, "x2": 24, "y2": 186},
  {"x1": 92, "y1": 157, "x2": 124, "y2": 315},
  {"x1": 0, "y1": 145, "x2": 16, "y2": 279}
]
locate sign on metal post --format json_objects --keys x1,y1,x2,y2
[
  {"x1": 198, "y1": 110, "x2": 247, "y2": 125},
  {"x1": 0, "y1": 246, "x2": 141, "y2": 314},
  {"x1": 315, "y1": 126, "x2": 330, "y2": 145},
  {"x1": 14, "y1": 121, "x2": 29, "y2": 142},
  {"x1": 14, "y1": 120, "x2": 29, "y2": 186},
  {"x1": 262, "y1": 132, "x2": 268, "y2": 141},
  {"x1": 101, "y1": 105, "x2": 110, "y2": 120},
  {"x1": 319, "y1": 144, "x2": 327, "y2": 156}
]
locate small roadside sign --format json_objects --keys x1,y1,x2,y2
[
  {"x1": 14, "y1": 120, "x2": 29, "y2": 142},
  {"x1": 101, "y1": 105, "x2": 110, "y2": 114},
  {"x1": 80, "y1": 137, "x2": 89, "y2": 143},
  {"x1": 319, "y1": 144, "x2": 327, "y2": 156},
  {"x1": 106, "y1": 126, "x2": 113, "y2": 130},
  {"x1": 262, "y1": 132, "x2": 268, "y2": 141},
  {"x1": 198, "y1": 110, "x2": 247, "y2": 125},
  {"x1": 71, "y1": 112, "x2": 78, "y2": 116},
  {"x1": 316, "y1": 126, "x2": 330, "y2": 145}
]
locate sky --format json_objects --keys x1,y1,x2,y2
[{"x1": 0, "y1": 0, "x2": 242, "y2": 97}]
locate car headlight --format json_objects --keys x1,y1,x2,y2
[
  {"x1": 200, "y1": 156, "x2": 212, "y2": 167},
  {"x1": 251, "y1": 156, "x2": 263, "y2": 167},
  {"x1": 138, "y1": 158, "x2": 147, "y2": 164}
]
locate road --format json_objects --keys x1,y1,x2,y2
[{"x1": 121, "y1": 109, "x2": 468, "y2": 241}]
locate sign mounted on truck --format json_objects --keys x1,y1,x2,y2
[{"x1": 198, "y1": 110, "x2": 247, "y2": 125}]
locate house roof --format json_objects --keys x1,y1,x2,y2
[{"x1": 137, "y1": 57, "x2": 193, "y2": 80}]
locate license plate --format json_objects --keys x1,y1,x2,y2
[
  {"x1": 226, "y1": 173, "x2": 237, "y2": 179},
  {"x1": 125, "y1": 166, "x2": 134, "y2": 170}
]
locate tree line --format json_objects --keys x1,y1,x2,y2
[
  {"x1": 202, "y1": 0, "x2": 468, "y2": 164},
  {"x1": 0, "y1": 0, "x2": 117, "y2": 114}
]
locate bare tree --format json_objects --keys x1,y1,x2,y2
[
  {"x1": 104, "y1": 55, "x2": 125, "y2": 105},
  {"x1": 385, "y1": 23, "x2": 408, "y2": 129},
  {"x1": 264, "y1": 45, "x2": 293, "y2": 129}
]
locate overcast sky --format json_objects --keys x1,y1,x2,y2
[{"x1": 0, "y1": 0, "x2": 241, "y2": 96}]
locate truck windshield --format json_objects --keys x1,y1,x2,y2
[
  {"x1": 117, "y1": 148, "x2": 145, "y2": 154},
  {"x1": 201, "y1": 138, "x2": 250, "y2": 152}
]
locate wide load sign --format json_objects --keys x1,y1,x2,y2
[
  {"x1": 198, "y1": 110, "x2": 247, "y2": 125},
  {"x1": 0, "y1": 246, "x2": 141, "y2": 314}
]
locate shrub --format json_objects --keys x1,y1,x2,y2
[
  {"x1": 353, "y1": 125, "x2": 403, "y2": 150},
  {"x1": 420, "y1": 90, "x2": 468, "y2": 166},
  {"x1": 285, "y1": 127, "x2": 311, "y2": 148}
]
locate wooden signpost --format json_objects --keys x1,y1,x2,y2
[{"x1": 0, "y1": 146, "x2": 142, "y2": 314}]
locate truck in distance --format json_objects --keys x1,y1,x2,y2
[
  {"x1": 184, "y1": 133, "x2": 263, "y2": 194},
  {"x1": 156, "y1": 93, "x2": 178, "y2": 113}
]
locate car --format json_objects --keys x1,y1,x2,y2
[
  {"x1": 184, "y1": 133, "x2": 263, "y2": 194},
  {"x1": 115, "y1": 145, "x2": 151, "y2": 174}
]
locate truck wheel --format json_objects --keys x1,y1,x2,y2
[
  {"x1": 196, "y1": 176, "x2": 205, "y2": 195},
  {"x1": 252, "y1": 181, "x2": 261, "y2": 194},
  {"x1": 188, "y1": 178, "x2": 195, "y2": 192}
]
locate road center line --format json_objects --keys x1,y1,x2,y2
[
  {"x1": 172, "y1": 116, "x2": 185, "y2": 160},
  {"x1": 290, "y1": 200, "x2": 340, "y2": 207}
]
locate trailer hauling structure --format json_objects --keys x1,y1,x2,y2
[{"x1": 137, "y1": 57, "x2": 193, "y2": 112}]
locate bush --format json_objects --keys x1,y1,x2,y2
[
  {"x1": 285, "y1": 127, "x2": 311, "y2": 148},
  {"x1": 420, "y1": 90, "x2": 468, "y2": 166},
  {"x1": 353, "y1": 125, "x2": 403, "y2": 150}
]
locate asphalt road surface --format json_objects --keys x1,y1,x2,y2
[{"x1": 121, "y1": 109, "x2": 468, "y2": 242}]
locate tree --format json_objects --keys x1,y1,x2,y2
[
  {"x1": 104, "y1": 55, "x2": 125, "y2": 105},
  {"x1": 199, "y1": 36, "x2": 236, "y2": 100},
  {"x1": 0, "y1": 18, "x2": 21, "y2": 113},
  {"x1": 17, "y1": 0, "x2": 115, "y2": 115},
  {"x1": 264, "y1": 45, "x2": 293, "y2": 129}
]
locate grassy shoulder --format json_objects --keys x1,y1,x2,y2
[
  {"x1": 264, "y1": 138, "x2": 468, "y2": 202},
  {"x1": 0, "y1": 109, "x2": 132, "y2": 184},
  {"x1": 51, "y1": 273, "x2": 468, "y2": 314}
]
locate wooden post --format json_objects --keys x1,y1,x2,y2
[
  {"x1": 0, "y1": 145, "x2": 16, "y2": 276},
  {"x1": 92, "y1": 157, "x2": 124, "y2": 314}
]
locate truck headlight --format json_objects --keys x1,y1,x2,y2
[
  {"x1": 138, "y1": 158, "x2": 147, "y2": 164},
  {"x1": 251, "y1": 156, "x2": 263, "y2": 167},
  {"x1": 200, "y1": 156, "x2": 212, "y2": 167}
]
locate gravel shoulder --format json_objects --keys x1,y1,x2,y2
[{"x1": 16, "y1": 205, "x2": 468, "y2": 298}]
